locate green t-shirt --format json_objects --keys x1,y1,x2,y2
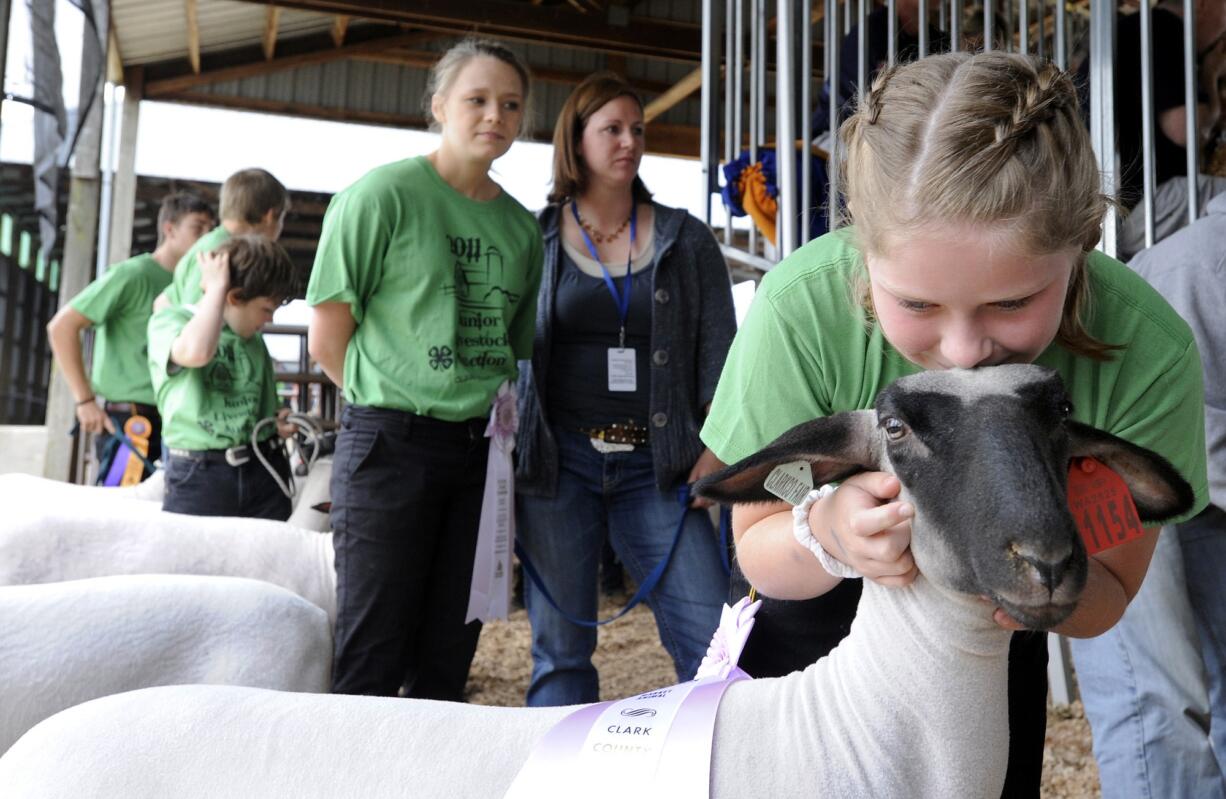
[
  {"x1": 160, "y1": 225, "x2": 231, "y2": 308},
  {"x1": 306, "y1": 155, "x2": 544, "y2": 421},
  {"x1": 69, "y1": 253, "x2": 172, "y2": 405},
  {"x1": 147, "y1": 306, "x2": 280, "y2": 450},
  {"x1": 702, "y1": 230, "x2": 1209, "y2": 525}
]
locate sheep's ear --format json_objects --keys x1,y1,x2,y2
[
  {"x1": 1067, "y1": 421, "x2": 1196, "y2": 522},
  {"x1": 696, "y1": 411, "x2": 881, "y2": 504}
]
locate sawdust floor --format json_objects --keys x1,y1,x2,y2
[{"x1": 466, "y1": 593, "x2": 1100, "y2": 799}]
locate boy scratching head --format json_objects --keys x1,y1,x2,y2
[
  {"x1": 219, "y1": 168, "x2": 292, "y2": 241},
  {"x1": 201, "y1": 235, "x2": 303, "y2": 339}
]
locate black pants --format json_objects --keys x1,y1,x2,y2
[
  {"x1": 330, "y1": 404, "x2": 489, "y2": 701},
  {"x1": 731, "y1": 562, "x2": 1048, "y2": 798},
  {"x1": 162, "y1": 445, "x2": 291, "y2": 521}
]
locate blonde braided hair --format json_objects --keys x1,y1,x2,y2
[{"x1": 840, "y1": 51, "x2": 1118, "y2": 360}]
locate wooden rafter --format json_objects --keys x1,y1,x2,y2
[
  {"x1": 643, "y1": 68, "x2": 703, "y2": 123},
  {"x1": 185, "y1": 0, "x2": 201, "y2": 75},
  {"x1": 247, "y1": 0, "x2": 703, "y2": 62},
  {"x1": 146, "y1": 31, "x2": 433, "y2": 96},
  {"x1": 330, "y1": 14, "x2": 349, "y2": 47},
  {"x1": 263, "y1": 5, "x2": 281, "y2": 61},
  {"x1": 155, "y1": 90, "x2": 701, "y2": 158},
  {"x1": 354, "y1": 48, "x2": 674, "y2": 96}
]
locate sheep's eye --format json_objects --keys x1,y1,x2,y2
[
  {"x1": 882, "y1": 417, "x2": 909, "y2": 440},
  {"x1": 1059, "y1": 400, "x2": 1073, "y2": 419}
]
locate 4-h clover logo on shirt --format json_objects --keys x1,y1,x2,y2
[{"x1": 428, "y1": 345, "x2": 454, "y2": 370}]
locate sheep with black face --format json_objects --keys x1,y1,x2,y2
[{"x1": 0, "y1": 365, "x2": 1193, "y2": 799}]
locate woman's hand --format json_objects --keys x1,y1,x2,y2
[
  {"x1": 808, "y1": 471, "x2": 918, "y2": 587},
  {"x1": 686, "y1": 447, "x2": 725, "y2": 508}
]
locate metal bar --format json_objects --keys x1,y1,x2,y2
[
  {"x1": 1004, "y1": 0, "x2": 1013, "y2": 51},
  {"x1": 1048, "y1": 634, "x2": 1077, "y2": 704},
  {"x1": 857, "y1": 0, "x2": 867, "y2": 101},
  {"x1": 1038, "y1": 0, "x2": 1045, "y2": 60},
  {"x1": 828, "y1": 0, "x2": 841, "y2": 227},
  {"x1": 1020, "y1": 0, "x2": 1029, "y2": 53},
  {"x1": 777, "y1": 0, "x2": 798, "y2": 256},
  {"x1": 700, "y1": 0, "x2": 720, "y2": 226},
  {"x1": 845, "y1": 0, "x2": 852, "y2": 36},
  {"x1": 734, "y1": 0, "x2": 744, "y2": 160},
  {"x1": 986, "y1": 0, "x2": 995, "y2": 51},
  {"x1": 802, "y1": 0, "x2": 813, "y2": 243},
  {"x1": 749, "y1": 0, "x2": 760, "y2": 255},
  {"x1": 1055, "y1": 0, "x2": 1066, "y2": 69},
  {"x1": 939, "y1": 0, "x2": 947, "y2": 34},
  {"x1": 0, "y1": 0, "x2": 10, "y2": 142},
  {"x1": 1183, "y1": 0, "x2": 1198, "y2": 223},
  {"x1": 888, "y1": 0, "x2": 897, "y2": 66},
  {"x1": 951, "y1": 0, "x2": 961, "y2": 52},
  {"x1": 1139, "y1": 0, "x2": 1156, "y2": 248},
  {"x1": 919, "y1": 0, "x2": 929, "y2": 57},
  {"x1": 720, "y1": 242, "x2": 779, "y2": 272},
  {"x1": 725, "y1": 0, "x2": 737, "y2": 245},
  {"x1": 758, "y1": 0, "x2": 767, "y2": 147},
  {"x1": 1088, "y1": 0, "x2": 1117, "y2": 257}
]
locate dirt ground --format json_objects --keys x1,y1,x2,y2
[{"x1": 467, "y1": 595, "x2": 1101, "y2": 799}]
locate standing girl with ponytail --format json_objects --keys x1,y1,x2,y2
[
  {"x1": 702, "y1": 51, "x2": 1208, "y2": 795},
  {"x1": 307, "y1": 40, "x2": 544, "y2": 700}
]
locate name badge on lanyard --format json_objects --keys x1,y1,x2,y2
[{"x1": 573, "y1": 202, "x2": 638, "y2": 393}]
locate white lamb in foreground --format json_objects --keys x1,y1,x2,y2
[
  {"x1": 0, "y1": 574, "x2": 332, "y2": 756},
  {"x1": 0, "y1": 503, "x2": 337, "y2": 621},
  {"x1": 0, "y1": 366, "x2": 1194, "y2": 798}
]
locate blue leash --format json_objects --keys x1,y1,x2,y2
[{"x1": 516, "y1": 484, "x2": 727, "y2": 628}]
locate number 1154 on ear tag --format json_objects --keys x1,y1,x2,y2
[{"x1": 1067, "y1": 457, "x2": 1145, "y2": 555}]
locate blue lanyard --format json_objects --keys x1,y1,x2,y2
[{"x1": 571, "y1": 201, "x2": 637, "y2": 348}]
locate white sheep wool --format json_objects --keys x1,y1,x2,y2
[
  {"x1": 0, "y1": 576, "x2": 1013, "y2": 798},
  {"x1": 0, "y1": 574, "x2": 332, "y2": 756}
]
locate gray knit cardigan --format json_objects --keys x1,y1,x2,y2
[{"x1": 514, "y1": 202, "x2": 737, "y2": 496}]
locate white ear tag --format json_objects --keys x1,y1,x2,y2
[{"x1": 763, "y1": 461, "x2": 814, "y2": 505}]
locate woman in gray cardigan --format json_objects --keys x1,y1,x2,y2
[{"x1": 515, "y1": 73, "x2": 736, "y2": 706}]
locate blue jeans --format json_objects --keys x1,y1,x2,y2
[
  {"x1": 1070, "y1": 518, "x2": 1226, "y2": 799},
  {"x1": 1178, "y1": 505, "x2": 1226, "y2": 774},
  {"x1": 516, "y1": 427, "x2": 728, "y2": 707}
]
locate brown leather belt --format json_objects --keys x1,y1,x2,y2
[{"x1": 579, "y1": 421, "x2": 650, "y2": 446}]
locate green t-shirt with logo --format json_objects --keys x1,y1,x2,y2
[
  {"x1": 160, "y1": 225, "x2": 231, "y2": 308},
  {"x1": 702, "y1": 229, "x2": 1209, "y2": 525},
  {"x1": 69, "y1": 253, "x2": 172, "y2": 405},
  {"x1": 147, "y1": 306, "x2": 280, "y2": 450},
  {"x1": 306, "y1": 155, "x2": 544, "y2": 421}
]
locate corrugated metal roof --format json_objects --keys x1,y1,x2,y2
[{"x1": 112, "y1": 0, "x2": 340, "y2": 66}]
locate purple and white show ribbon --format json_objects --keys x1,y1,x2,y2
[{"x1": 465, "y1": 380, "x2": 518, "y2": 624}]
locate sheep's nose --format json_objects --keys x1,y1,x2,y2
[{"x1": 1016, "y1": 549, "x2": 1073, "y2": 594}]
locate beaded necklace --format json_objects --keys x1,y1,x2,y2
[{"x1": 575, "y1": 205, "x2": 631, "y2": 244}]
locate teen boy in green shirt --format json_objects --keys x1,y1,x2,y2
[
  {"x1": 148, "y1": 235, "x2": 303, "y2": 520},
  {"x1": 47, "y1": 192, "x2": 213, "y2": 482},
  {"x1": 155, "y1": 167, "x2": 290, "y2": 311}
]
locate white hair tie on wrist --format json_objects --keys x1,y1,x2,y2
[{"x1": 792, "y1": 485, "x2": 862, "y2": 579}]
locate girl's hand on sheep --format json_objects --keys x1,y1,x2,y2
[{"x1": 808, "y1": 472, "x2": 918, "y2": 587}]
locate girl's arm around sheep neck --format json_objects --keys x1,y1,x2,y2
[{"x1": 732, "y1": 471, "x2": 917, "y2": 599}]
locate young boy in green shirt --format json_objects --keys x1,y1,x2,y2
[
  {"x1": 155, "y1": 167, "x2": 290, "y2": 312},
  {"x1": 47, "y1": 191, "x2": 214, "y2": 483},
  {"x1": 149, "y1": 234, "x2": 303, "y2": 520}
]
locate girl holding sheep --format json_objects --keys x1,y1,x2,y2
[
  {"x1": 702, "y1": 51, "x2": 1209, "y2": 795},
  {"x1": 307, "y1": 40, "x2": 544, "y2": 700}
]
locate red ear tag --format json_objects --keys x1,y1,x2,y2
[{"x1": 1067, "y1": 457, "x2": 1146, "y2": 555}]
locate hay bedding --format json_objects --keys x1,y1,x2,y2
[{"x1": 466, "y1": 596, "x2": 1101, "y2": 798}]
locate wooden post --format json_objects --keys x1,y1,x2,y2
[
  {"x1": 43, "y1": 83, "x2": 105, "y2": 481},
  {"x1": 107, "y1": 68, "x2": 143, "y2": 265}
]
